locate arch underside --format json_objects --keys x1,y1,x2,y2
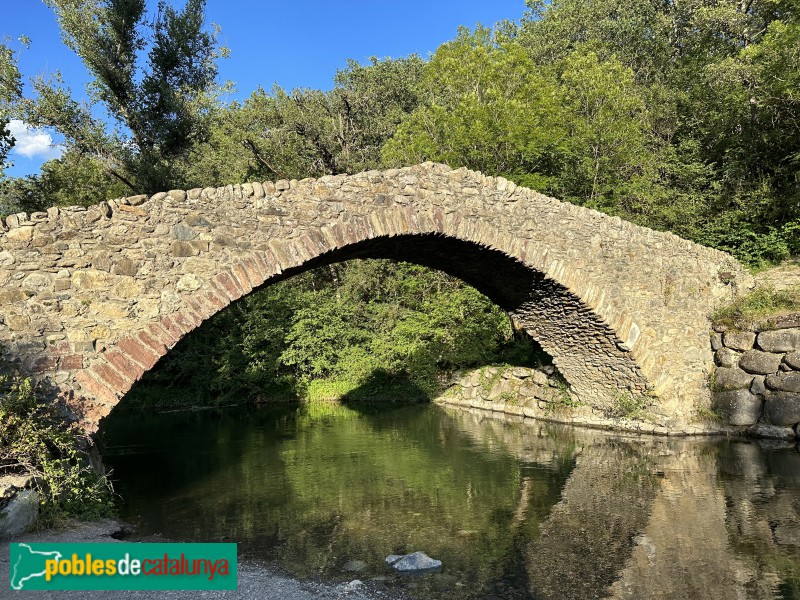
[
  {"x1": 71, "y1": 233, "x2": 650, "y2": 430},
  {"x1": 290, "y1": 234, "x2": 650, "y2": 406}
]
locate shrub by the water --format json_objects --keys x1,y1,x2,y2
[{"x1": 0, "y1": 371, "x2": 114, "y2": 526}]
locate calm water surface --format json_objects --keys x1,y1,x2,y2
[{"x1": 99, "y1": 403, "x2": 800, "y2": 599}]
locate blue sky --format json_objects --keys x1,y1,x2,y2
[{"x1": 2, "y1": 0, "x2": 528, "y2": 177}]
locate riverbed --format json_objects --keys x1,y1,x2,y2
[{"x1": 91, "y1": 403, "x2": 800, "y2": 599}]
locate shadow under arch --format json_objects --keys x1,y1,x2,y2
[{"x1": 73, "y1": 231, "x2": 650, "y2": 433}]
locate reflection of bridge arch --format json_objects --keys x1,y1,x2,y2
[{"x1": 0, "y1": 163, "x2": 746, "y2": 431}]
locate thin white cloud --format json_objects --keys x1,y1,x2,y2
[{"x1": 7, "y1": 119, "x2": 63, "y2": 160}]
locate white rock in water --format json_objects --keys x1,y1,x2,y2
[{"x1": 387, "y1": 551, "x2": 442, "y2": 573}]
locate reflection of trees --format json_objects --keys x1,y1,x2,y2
[
  {"x1": 102, "y1": 405, "x2": 578, "y2": 595},
  {"x1": 101, "y1": 405, "x2": 800, "y2": 599}
]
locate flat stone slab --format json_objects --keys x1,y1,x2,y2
[
  {"x1": 386, "y1": 551, "x2": 442, "y2": 574},
  {"x1": 746, "y1": 423, "x2": 796, "y2": 440}
]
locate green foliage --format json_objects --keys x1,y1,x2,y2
[
  {"x1": 694, "y1": 406, "x2": 724, "y2": 425},
  {"x1": 125, "y1": 260, "x2": 536, "y2": 410},
  {"x1": 712, "y1": 285, "x2": 800, "y2": 330},
  {"x1": 611, "y1": 392, "x2": 650, "y2": 419},
  {"x1": 0, "y1": 371, "x2": 114, "y2": 525},
  {"x1": 518, "y1": 0, "x2": 800, "y2": 266},
  {"x1": 13, "y1": 0, "x2": 225, "y2": 199},
  {"x1": 382, "y1": 27, "x2": 563, "y2": 183},
  {"x1": 1, "y1": 149, "x2": 129, "y2": 214},
  {"x1": 184, "y1": 56, "x2": 424, "y2": 185},
  {"x1": 0, "y1": 39, "x2": 24, "y2": 179}
]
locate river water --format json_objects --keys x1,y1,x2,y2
[{"x1": 99, "y1": 403, "x2": 800, "y2": 599}]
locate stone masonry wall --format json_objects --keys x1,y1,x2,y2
[
  {"x1": 712, "y1": 317, "x2": 800, "y2": 442},
  {"x1": 436, "y1": 365, "x2": 720, "y2": 435},
  {"x1": 0, "y1": 163, "x2": 749, "y2": 433}
]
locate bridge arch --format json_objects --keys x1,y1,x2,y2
[{"x1": 0, "y1": 163, "x2": 747, "y2": 432}]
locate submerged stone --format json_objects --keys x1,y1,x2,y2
[{"x1": 386, "y1": 551, "x2": 442, "y2": 574}]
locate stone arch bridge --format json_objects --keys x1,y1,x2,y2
[{"x1": 0, "y1": 163, "x2": 748, "y2": 433}]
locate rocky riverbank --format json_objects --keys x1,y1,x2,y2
[{"x1": 435, "y1": 365, "x2": 735, "y2": 436}]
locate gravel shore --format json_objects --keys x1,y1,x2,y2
[{"x1": 0, "y1": 520, "x2": 408, "y2": 600}]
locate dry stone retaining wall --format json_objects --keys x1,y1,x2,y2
[
  {"x1": 712, "y1": 317, "x2": 800, "y2": 442},
  {"x1": 0, "y1": 163, "x2": 748, "y2": 433}
]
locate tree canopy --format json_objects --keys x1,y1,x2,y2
[{"x1": 15, "y1": 0, "x2": 225, "y2": 197}]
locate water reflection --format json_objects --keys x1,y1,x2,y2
[{"x1": 99, "y1": 404, "x2": 800, "y2": 599}]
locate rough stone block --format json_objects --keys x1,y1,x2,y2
[
  {"x1": 0, "y1": 489, "x2": 39, "y2": 538},
  {"x1": 750, "y1": 375, "x2": 766, "y2": 395},
  {"x1": 713, "y1": 390, "x2": 763, "y2": 426},
  {"x1": 746, "y1": 423, "x2": 796, "y2": 440},
  {"x1": 125, "y1": 194, "x2": 148, "y2": 206},
  {"x1": 59, "y1": 354, "x2": 84, "y2": 371},
  {"x1": 710, "y1": 333, "x2": 723, "y2": 351},
  {"x1": 774, "y1": 524, "x2": 800, "y2": 546},
  {"x1": 765, "y1": 372, "x2": 800, "y2": 393},
  {"x1": 714, "y1": 348, "x2": 738, "y2": 368},
  {"x1": 167, "y1": 189, "x2": 187, "y2": 202},
  {"x1": 723, "y1": 331, "x2": 756, "y2": 351},
  {"x1": 757, "y1": 329, "x2": 800, "y2": 353},
  {"x1": 185, "y1": 214, "x2": 213, "y2": 228},
  {"x1": 713, "y1": 367, "x2": 754, "y2": 391},
  {"x1": 763, "y1": 391, "x2": 800, "y2": 426},
  {"x1": 172, "y1": 223, "x2": 197, "y2": 241},
  {"x1": 112, "y1": 258, "x2": 138, "y2": 277},
  {"x1": 738, "y1": 350, "x2": 783, "y2": 375},
  {"x1": 31, "y1": 355, "x2": 58, "y2": 372},
  {"x1": 171, "y1": 241, "x2": 199, "y2": 257},
  {"x1": 785, "y1": 352, "x2": 800, "y2": 370},
  {"x1": 189, "y1": 240, "x2": 211, "y2": 252}
]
